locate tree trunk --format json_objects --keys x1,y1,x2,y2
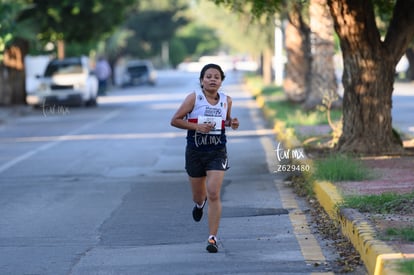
[
  {"x1": 57, "y1": 40, "x2": 65, "y2": 59},
  {"x1": 0, "y1": 65, "x2": 13, "y2": 105},
  {"x1": 258, "y1": 48, "x2": 273, "y2": 85},
  {"x1": 1, "y1": 39, "x2": 29, "y2": 105},
  {"x1": 262, "y1": 46, "x2": 273, "y2": 85},
  {"x1": 283, "y1": 2, "x2": 310, "y2": 102},
  {"x1": 405, "y1": 47, "x2": 414, "y2": 80},
  {"x1": 327, "y1": 0, "x2": 414, "y2": 155},
  {"x1": 304, "y1": 0, "x2": 338, "y2": 110}
]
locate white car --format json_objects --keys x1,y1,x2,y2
[{"x1": 26, "y1": 57, "x2": 98, "y2": 107}]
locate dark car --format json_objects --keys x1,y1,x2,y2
[{"x1": 121, "y1": 60, "x2": 157, "y2": 86}]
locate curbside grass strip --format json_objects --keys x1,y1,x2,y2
[
  {"x1": 252, "y1": 87, "x2": 411, "y2": 275},
  {"x1": 297, "y1": 157, "x2": 408, "y2": 275},
  {"x1": 289, "y1": 148, "x2": 409, "y2": 275},
  {"x1": 272, "y1": 124, "x2": 403, "y2": 275}
]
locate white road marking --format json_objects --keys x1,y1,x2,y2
[{"x1": 0, "y1": 110, "x2": 121, "y2": 174}]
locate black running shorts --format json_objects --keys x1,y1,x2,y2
[{"x1": 185, "y1": 146, "x2": 229, "y2": 177}]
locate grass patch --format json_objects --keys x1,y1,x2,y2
[
  {"x1": 397, "y1": 260, "x2": 414, "y2": 274},
  {"x1": 244, "y1": 75, "x2": 265, "y2": 97},
  {"x1": 244, "y1": 74, "x2": 342, "y2": 128},
  {"x1": 261, "y1": 85, "x2": 284, "y2": 96},
  {"x1": 341, "y1": 192, "x2": 414, "y2": 214},
  {"x1": 384, "y1": 227, "x2": 414, "y2": 242},
  {"x1": 313, "y1": 154, "x2": 372, "y2": 182},
  {"x1": 266, "y1": 100, "x2": 341, "y2": 127}
]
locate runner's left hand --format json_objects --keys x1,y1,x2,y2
[{"x1": 231, "y1": 118, "x2": 239, "y2": 130}]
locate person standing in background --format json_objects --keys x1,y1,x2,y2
[
  {"x1": 170, "y1": 63, "x2": 240, "y2": 253},
  {"x1": 95, "y1": 56, "x2": 111, "y2": 95}
]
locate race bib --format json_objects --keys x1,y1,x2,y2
[{"x1": 198, "y1": 116, "x2": 222, "y2": 135}]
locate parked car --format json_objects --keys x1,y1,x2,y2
[
  {"x1": 120, "y1": 60, "x2": 157, "y2": 86},
  {"x1": 26, "y1": 56, "x2": 98, "y2": 107}
]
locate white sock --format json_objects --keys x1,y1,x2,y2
[
  {"x1": 209, "y1": 235, "x2": 217, "y2": 241},
  {"x1": 196, "y1": 199, "x2": 206, "y2": 209}
]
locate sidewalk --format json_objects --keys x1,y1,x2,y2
[{"x1": 288, "y1": 82, "x2": 414, "y2": 275}]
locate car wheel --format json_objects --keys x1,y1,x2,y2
[
  {"x1": 90, "y1": 97, "x2": 98, "y2": 106},
  {"x1": 85, "y1": 95, "x2": 97, "y2": 107}
]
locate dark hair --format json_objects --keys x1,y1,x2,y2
[{"x1": 199, "y1": 63, "x2": 225, "y2": 85}]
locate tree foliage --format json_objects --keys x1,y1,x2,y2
[
  {"x1": 211, "y1": 0, "x2": 414, "y2": 154},
  {"x1": 206, "y1": 0, "x2": 279, "y2": 83},
  {"x1": 176, "y1": 24, "x2": 220, "y2": 58},
  {"x1": 212, "y1": 0, "x2": 282, "y2": 16},
  {"x1": 198, "y1": 0, "x2": 273, "y2": 56},
  {"x1": 0, "y1": 0, "x2": 137, "y2": 105},
  {"x1": 18, "y1": 0, "x2": 136, "y2": 51},
  {"x1": 328, "y1": 0, "x2": 414, "y2": 154},
  {"x1": 0, "y1": 1, "x2": 28, "y2": 61},
  {"x1": 123, "y1": 8, "x2": 189, "y2": 58}
]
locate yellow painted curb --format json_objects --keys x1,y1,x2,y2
[
  {"x1": 313, "y1": 181, "x2": 342, "y2": 220},
  {"x1": 313, "y1": 181, "x2": 413, "y2": 275},
  {"x1": 375, "y1": 253, "x2": 414, "y2": 275},
  {"x1": 251, "y1": 87, "x2": 413, "y2": 275}
]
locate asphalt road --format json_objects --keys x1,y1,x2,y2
[
  {"x1": 0, "y1": 70, "x2": 340, "y2": 275},
  {"x1": 392, "y1": 81, "x2": 414, "y2": 138}
]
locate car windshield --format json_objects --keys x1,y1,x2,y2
[
  {"x1": 127, "y1": 65, "x2": 148, "y2": 74},
  {"x1": 44, "y1": 61, "x2": 83, "y2": 77}
]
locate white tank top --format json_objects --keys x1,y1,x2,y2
[{"x1": 186, "y1": 90, "x2": 228, "y2": 149}]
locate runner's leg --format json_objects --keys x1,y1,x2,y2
[
  {"x1": 189, "y1": 176, "x2": 207, "y2": 206},
  {"x1": 206, "y1": 170, "x2": 225, "y2": 236}
]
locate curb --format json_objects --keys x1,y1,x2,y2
[
  {"x1": 253, "y1": 93, "x2": 414, "y2": 275},
  {"x1": 313, "y1": 180, "x2": 414, "y2": 275}
]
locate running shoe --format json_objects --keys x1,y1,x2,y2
[
  {"x1": 206, "y1": 236, "x2": 218, "y2": 253},
  {"x1": 192, "y1": 198, "x2": 207, "y2": 222}
]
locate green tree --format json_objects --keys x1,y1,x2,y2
[
  {"x1": 176, "y1": 23, "x2": 221, "y2": 59},
  {"x1": 305, "y1": 0, "x2": 338, "y2": 110},
  {"x1": 18, "y1": 0, "x2": 136, "y2": 58},
  {"x1": 283, "y1": 1, "x2": 310, "y2": 103},
  {"x1": 123, "y1": 8, "x2": 188, "y2": 60},
  {"x1": 0, "y1": 0, "x2": 32, "y2": 105},
  {"x1": 98, "y1": 29, "x2": 134, "y2": 71},
  {"x1": 0, "y1": 1, "x2": 26, "y2": 61},
  {"x1": 375, "y1": 1, "x2": 414, "y2": 80},
  {"x1": 199, "y1": 0, "x2": 275, "y2": 83},
  {"x1": 169, "y1": 37, "x2": 187, "y2": 67},
  {"x1": 98, "y1": 0, "x2": 190, "y2": 68},
  {"x1": 214, "y1": 0, "x2": 414, "y2": 155},
  {"x1": 211, "y1": 0, "x2": 337, "y2": 97},
  {"x1": 328, "y1": 0, "x2": 414, "y2": 154},
  {"x1": 0, "y1": 0, "x2": 136, "y2": 105},
  {"x1": 406, "y1": 47, "x2": 414, "y2": 80}
]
